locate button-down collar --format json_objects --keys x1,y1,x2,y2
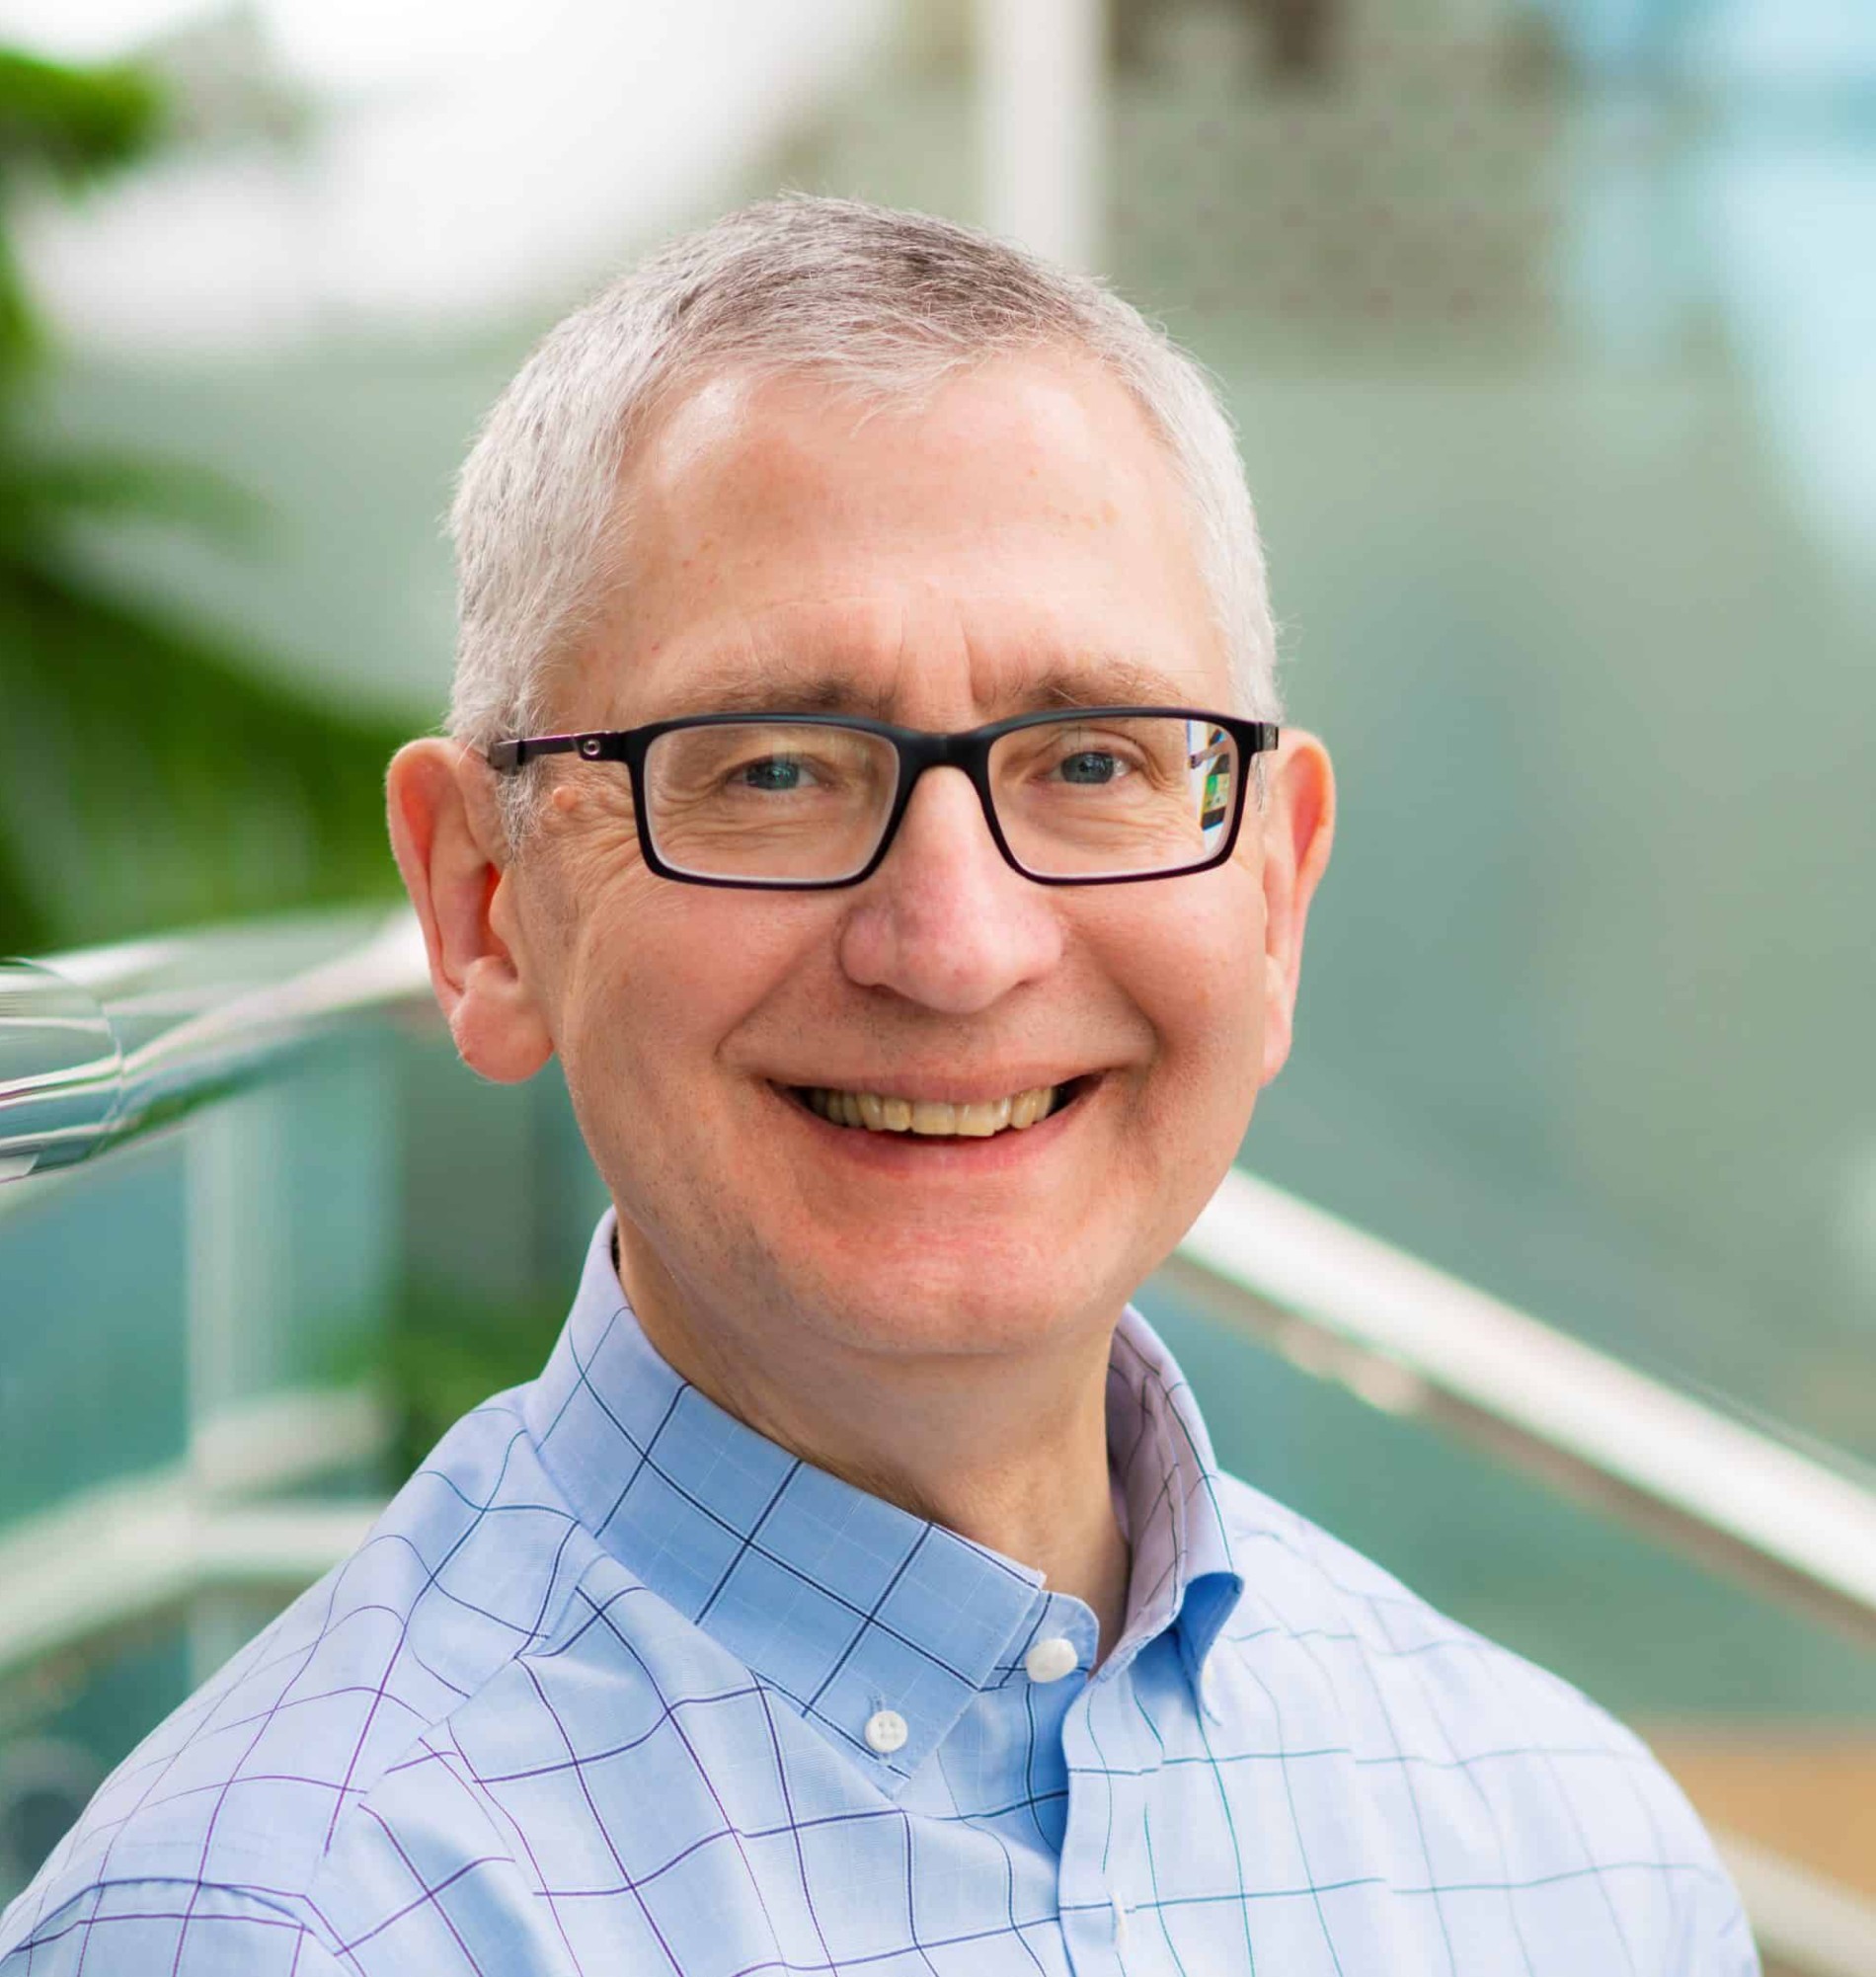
[
  {"x1": 520, "y1": 1213, "x2": 1243, "y2": 1792},
  {"x1": 1105, "y1": 1314, "x2": 1244, "y2": 1695}
]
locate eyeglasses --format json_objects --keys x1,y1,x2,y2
[{"x1": 487, "y1": 707, "x2": 1279, "y2": 890}]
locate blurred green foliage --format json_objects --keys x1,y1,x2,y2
[
  {"x1": 0, "y1": 47, "x2": 407, "y2": 957},
  {"x1": 386, "y1": 1279, "x2": 570, "y2": 1481}
]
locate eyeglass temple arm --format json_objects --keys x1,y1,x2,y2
[{"x1": 485, "y1": 737, "x2": 585, "y2": 774}]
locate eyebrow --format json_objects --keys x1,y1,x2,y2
[{"x1": 656, "y1": 655, "x2": 1199, "y2": 724}]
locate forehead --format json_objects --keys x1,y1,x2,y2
[{"x1": 583, "y1": 353, "x2": 1229, "y2": 723}]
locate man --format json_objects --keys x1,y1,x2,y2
[{"x1": 1, "y1": 197, "x2": 1755, "y2": 1974}]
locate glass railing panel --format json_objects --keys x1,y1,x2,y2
[
  {"x1": 0, "y1": 1138, "x2": 191, "y2": 1526},
  {"x1": 187, "y1": 1030, "x2": 401, "y2": 1432},
  {"x1": 1135, "y1": 1275, "x2": 1876, "y2": 1719},
  {"x1": 1, "y1": 999, "x2": 413, "y2": 1911}
]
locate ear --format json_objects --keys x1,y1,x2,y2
[
  {"x1": 385, "y1": 739, "x2": 556, "y2": 1082},
  {"x1": 1254, "y1": 730, "x2": 1335, "y2": 1087}
]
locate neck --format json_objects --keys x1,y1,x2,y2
[{"x1": 615, "y1": 1240, "x2": 1133, "y2": 1661}]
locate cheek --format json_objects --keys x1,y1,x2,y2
[
  {"x1": 1104, "y1": 872, "x2": 1266, "y2": 1084},
  {"x1": 1117, "y1": 890, "x2": 1267, "y2": 1206},
  {"x1": 555, "y1": 877, "x2": 819, "y2": 1107}
]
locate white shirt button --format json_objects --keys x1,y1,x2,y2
[
  {"x1": 1111, "y1": 1893, "x2": 1131, "y2": 1946},
  {"x1": 1024, "y1": 1635, "x2": 1078, "y2": 1684},
  {"x1": 863, "y1": 1708, "x2": 908, "y2": 1756}
]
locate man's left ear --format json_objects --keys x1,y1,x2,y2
[{"x1": 1254, "y1": 730, "x2": 1335, "y2": 1087}]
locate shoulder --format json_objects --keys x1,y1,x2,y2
[
  {"x1": 1204, "y1": 1471, "x2": 1752, "y2": 1956},
  {"x1": 1208, "y1": 1465, "x2": 1688, "y2": 1786},
  {"x1": 0, "y1": 1392, "x2": 607, "y2": 1968}
]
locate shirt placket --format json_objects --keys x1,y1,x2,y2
[{"x1": 1056, "y1": 1645, "x2": 1158, "y2": 1976}]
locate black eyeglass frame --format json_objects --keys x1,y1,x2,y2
[{"x1": 486, "y1": 706, "x2": 1281, "y2": 890}]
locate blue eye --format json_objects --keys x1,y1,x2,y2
[
  {"x1": 1058, "y1": 751, "x2": 1121, "y2": 785},
  {"x1": 738, "y1": 757, "x2": 805, "y2": 792}
]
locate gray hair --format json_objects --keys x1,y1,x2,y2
[{"x1": 447, "y1": 195, "x2": 1281, "y2": 838}]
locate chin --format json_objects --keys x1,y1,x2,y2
[{"x1": 789, "y1": 1245, "x2": 1124, "y2": 1362}]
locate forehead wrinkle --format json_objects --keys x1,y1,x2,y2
[
  {"x1": 645, "y1": 663, "x2": 900, "y2": 722},
  {"x1": 1024, "y1": 658, "x2": 1202, "y2": 711},
  {"x1": 960, "y1": 628, "x2": 1209, "y2": 716},
  {"x1": 644, "y1": 647, "x2": 1203, "y2": 726}
]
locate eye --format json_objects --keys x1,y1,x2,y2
[
  {"x1": 735, "y1": 755, "x2": 808, "y2": 792},
  {"x1": 1055, "y1": 748, "x2": 1129, "y2": 786}
]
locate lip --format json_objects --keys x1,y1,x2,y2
[{"x1": 766, "y1": 1073, "x2": 1101, "y2": 1172}]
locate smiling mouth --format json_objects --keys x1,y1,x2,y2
[{"x1": 786, "y1": 1079, "x2": 1085, "y2": 1139}]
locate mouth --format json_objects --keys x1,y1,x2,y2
[{"x1": 783, "y1": 1076, "x2": 1091, "y2": 1140}]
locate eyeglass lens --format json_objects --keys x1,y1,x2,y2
[{"x1": 642, "y1": 716, "x2": 1241, "y2": 883}]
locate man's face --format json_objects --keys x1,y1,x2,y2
[{"x1": 505, "y1": 355, "x2": 1309, "y2": 1365}]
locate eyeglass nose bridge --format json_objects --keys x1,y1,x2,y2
[{"x1": 877, "y1": 730, "x2": 1016, "y2": 877}]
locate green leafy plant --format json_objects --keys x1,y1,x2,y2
[
  {"x1": 0, "y1": 47, "x2": 407, "y2": 956},
  {"x1": 384, "y1": 1278, "x2": 572, "y2": 1480}
]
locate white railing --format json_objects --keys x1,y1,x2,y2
[
  {"x1": 0, "y1": 908, "x2": 429, "y2": 1181},
  {"x1": 0, "y1": 1386, "x2": 385, "y2": 1678},
  {"x1": 1171, "y1": 1175, "x2": 1876, "y2": 1652}
]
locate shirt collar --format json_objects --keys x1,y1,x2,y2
[
  {"x1": 523, "y1": 1213, "x2": 1244, "y2": 1784},
  {"x1": 1105, "y1": 1314, "x2": 1245, "y2": 1700}
]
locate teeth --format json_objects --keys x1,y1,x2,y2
[
  {"x1": 803, "y1": 1084, "x2": 1061, "y2": 1137},
  {"x1": 960, "y1": 1096, "x2": 1012, "y2": 1137}
]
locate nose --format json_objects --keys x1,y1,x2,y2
[{"x1": 837, "y1": 766, "x2": 1063, "y2": 1015}]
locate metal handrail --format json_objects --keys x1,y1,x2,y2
[
  {"x1": 1168, "y1": 1177, "x2": 1876, "y2": 1651},
  {"x1": 0, "y1": 907, "x2": 429, "y2": 1181}
]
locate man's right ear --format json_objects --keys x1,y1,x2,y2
[{"x1": 385, "y1": 739, "x2": 556, "y2": 1082}]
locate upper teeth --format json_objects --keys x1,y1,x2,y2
[{"x1": 804, "y1": 1085, "x2": 1061, "y2": 1136}]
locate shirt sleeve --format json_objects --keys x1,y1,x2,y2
[{"x1": 0, "y1": 1879, "x2": 351, "y2": 1976}]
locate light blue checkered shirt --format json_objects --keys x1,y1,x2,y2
[{"x1": 2, "y1": 1213, "x2": 1756, "y2": 1974}]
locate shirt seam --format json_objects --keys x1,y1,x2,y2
[
  {"x1": 297, "y1": 1528, "x2": 614, "y2": 1882},
  {"x1": 8, "y1": 1873, "x2": 340, "y2": 1962}
]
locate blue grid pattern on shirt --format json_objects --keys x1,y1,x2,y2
[{"x1": 0, "y1": 1215, "x2": 1759, "y2": 1976}]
